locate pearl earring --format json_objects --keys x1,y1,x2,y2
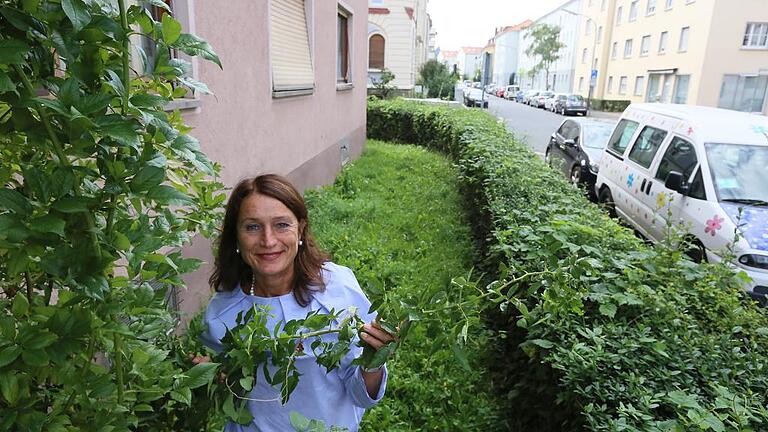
[
  {"x1": 299, "y1": 240, "x2": 303, "y2": 246},
  {"x1": 236, "y1": 247, "x2": 240, "y2": 253}
]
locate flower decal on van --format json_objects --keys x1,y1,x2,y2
[
  {"x1": 627, "y1": 173, "x2": 635, "y2": 188},
  {"x1": 656, "y1": 192, "x2": 667, "y2": 209},
  {"x1": 704, "y1": 215, "x2": 724, "y2": 237}
]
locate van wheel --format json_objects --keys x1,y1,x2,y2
[
  {"x1": 544, "y1": 148, "x2": 552, "y2": 166},
  {"x1": 685, "y1": 238, "x2": 707, "y2": 264},
  {"x1": 598, "y1": 187, "x2": 616, "y2": 218},
  {"x1": 570, "y1": 166, "x2": 582, "y2": 185}
]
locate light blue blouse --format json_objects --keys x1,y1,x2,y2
[{"x1": 200, "y1": 262, "x2": 387, "y2": 432}]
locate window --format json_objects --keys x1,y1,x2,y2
[
  {"x1": 337, "y1": 7, "x2": 351, "y2": 84},
  {"x1": 558, "y1": 120, "x2": 579, "y2": 140},
  {"x1": 743, "y1": 23, "x2": 768, "y2": 49},
  {"x1": 629, "y1": 1, "x2": 639, "y2": 21},
  {"x1": 665, "y1": 0, "x2": 673, "y2": 9},
  {"x1": 607, "y1": 76, "x2": 614, "y2": 93},
  {"x1": 678, "y1": 26, "x2": 689, "y2": 52},
  {"x1": 597, "y1": 26, "x2": 603, "y2": 43},
  {"x1": 582, "y1": 48, "x2": 589, "y2": 63},
  {"x1": 619, "y1": 76, "x2": 628, "y2": 94},
  {"x1": 579, "y1": 77, "x2": 585, "y2": 91},
  {"x1": 616, "y1": 6, "x2": 623, "y2": 25},
  {"x1": 608, "y1": 119, "x2": 640, "y2": 155},
  {"x1": 673, "y1": 75, "x2": 690, "y2": 103},
  {"x1": 611, "y1": 42, "x2": 618, "y2": 59},
  {"x1": 628, "y1": 126, "x2": 668, "y2": 168},
  {"x1": 271, "y1": 0, "x2": 314, "y2": 95},
  {"x1": 602, "y1": 0, "x2": 607, "y2": 11},
  {"x1": 640, "y1": 35, "x2": 651, "y2": 55},
  {"x1": 656, "y1": 136, "x2": 698, "y2": 186},
  {"x1": 687, "y1": 169, "x2": 706, "y2": 200},
  {"x1": 369, "y1": 34, "x2": 385, "y2": 69},
  {"x1": 646, "y1": 0, "x2": 657, "y2": 15},
  {"x1": 624, "y1": 39, "x2": 633, "y2": 57},
  {"x1": 718, "y1": 74, "x2": 768, "y2": 112},
  {"x1": 655, "y1": 136, "x2": 697, "y2": 186},
  {"x1": 586, "y1": 19, "x2": 592, "y2": 35},
  {"x1": 634, "y1": 76, "x2": 646, "y2": 95},
  {"x1": 659, "y1": 31, "x2": 668, "y2": 53}
]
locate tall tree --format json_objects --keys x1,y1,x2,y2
[
  {"x1": 525, "y1": 24, "x2": 565, "y2": 90},
  {"x1": 417, "y1": 59, "x2": 456, "y2": 99}
]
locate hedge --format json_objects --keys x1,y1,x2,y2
[
  {"x1": 367, "y1": 99, "x2": 768, "y2": 431},
  {"x1": 589, "y1": 98, "x2": 632, "y2": 112}
]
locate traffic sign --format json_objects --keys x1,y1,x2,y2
[{"x1": 591, "y1": 69, "x2": 598, "y2": 79}]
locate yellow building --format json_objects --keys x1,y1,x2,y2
[{"x1": 573, "y1": 0, "x2": 768, "y2": 115}]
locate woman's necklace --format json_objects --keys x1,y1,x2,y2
[{"x1": 249, "y1": 273, "x2": 255, "y2": 296}]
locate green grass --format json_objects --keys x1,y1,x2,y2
[{"x1": 305, "y1": 140, "x2": 507, "y2": 431}]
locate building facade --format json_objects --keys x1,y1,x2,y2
[
  {"x1": 518, "y1": 0, "x2": 582, "y2": 92},
  {"x1": 573, "y1": 0, "x2": 768, "y2": 115},
  {"x1": 438, "y1": 49, "x2": 459, "y2": 75},
  {"x1": 492, "y1": 21, "x2": 533, "y2": 88},
  {"x1": 367, "y1": 0, "x2": 431, "y2": 90},
  {"x1": 170, "y1": 0, "x2": 368, "y2": 324},
  {"x1": 458, "y1": 46, "x2": 483, "y2": 80}
]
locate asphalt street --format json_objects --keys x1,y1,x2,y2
[{"x1": 487, "y1": 95, "x2": 566, "y2": 156}]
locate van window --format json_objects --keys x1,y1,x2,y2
[
  {"x1": 607, "y1": 119, "x2": 639, "y2": 155},
  {"x1": 557, "y1": 121, "x2": 579, "y2": 140},
  {"x1": 628, "y1": 126, "x2": 667, "y2": 168},
  {"x1": 688, "y1": 168, "x2": 706, "y2": 200},
  {"x1": 655, "y1": 136, "x2": 697, "y2": 182}
]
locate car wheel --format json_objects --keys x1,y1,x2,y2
[
  {"x1": 684, "y1": 237, "x2": 707, "y2": 264},
  {"x1": 544, "y1": 147, "x2": 553, "y2": 166},
  {"x1": 570, "y1": 166, "x2": 582, "y2": 185},
  {"x1": 598, "y1": 187, "x2": 616, "y2": 218}
]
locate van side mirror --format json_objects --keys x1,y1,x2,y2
[
  {"x1": 564, "y1": 139, "x2": 576, "y2": 147},
  {"x1": 664, "y1": 171, "x2": 689, "y2": 194}
]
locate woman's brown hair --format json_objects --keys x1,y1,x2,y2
[{"x1": 208, "y1": 174, "x2": 330, "y2": 306}]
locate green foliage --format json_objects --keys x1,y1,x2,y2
[
  {"x1": 367, "y1": 99, "x2": 768, "y2": 431},
  {"x1": 371, "y1": 68, "x2": 396, "y2": 100},
  {"x1": 0, "y1": 1, "x2": 225, "y2": 430},
  {"x1": 306, "y1": 142, "x2": 508, "y2": 431},
  {"x1": 524, "y1": 24, "x2": 565, "y2": 90},
  {"x1": 589, "y1": 98, "x2": 632, "y2": 112},
  {"x1": 417, "y1": 59, "x2": 456, "y2": 99}
]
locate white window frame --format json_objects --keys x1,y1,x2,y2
[
  {"x1": 616, "y1": 6, "x2": 623, "y2": 25},
  {"x1": 270, "y1": 0, "x2": 316, "y2": 98},
  {"x1": 640, "y1": 35, "x2": 651, "y2": 56},
  {"x1": 601, "y1": 0, "x2": 607, "y2": 11},
  {"x1": 742, "y1": 22, "x2": 768, "y2": 49},
  {"x1": 336, "y1": 2, "x2": 353, "y2": 90},
  {"x1": 597, "y1": 26, "x2": 603, "y2": 43},
  {"x1": 659, "y1": 31, "x2": 668, "y2": 53},
  {"x1": 612, "y1": 41, "x2": 618, "y2": 59},
  {"x1": 582, "y1": 48, "x2": 588, "y2": 63},
  {"x1": 624, "y1": 39, "x2": 633, "y2": 58},
  {"x1": 678, "y1": 26, "x2": 689, "y2": 52},
  {"x1": 619, "y1": 76, "x2": 628, "y2": 94},
  {"x1": 629, "y1": 1, "x2": 639, "y2": 21},
  {"x1": 607, "y1": 76, "x2": 614, "y2": 93},
  {"x1": 586, "y1": 19, "x2": 592, "y2": 35},
  {"x1": 634, "y1": 76, "x2": 646, "y2": 95},
  {"x1": 579, "y1": 76, "x2": 585, "y2": 91},
  {"x1": 646, "y1": 0, "x2": 657, "y2": 15},
  {"x1": 665, "y1": 0, "x2": 673, "y2": 9}
]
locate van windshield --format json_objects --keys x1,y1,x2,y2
[{"x1": 705, "y1": 143, "x2": 768, "y2": 204}]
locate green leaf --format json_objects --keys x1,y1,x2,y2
[
  {"x1": 97, "y1": 115, "x2": 141, "y2": 148},
  {"x1": 21, "y1": 349, "x2": 49, "y2": 367},
  {"x1": 173, "y1": 33, "x2": 222, "y2": 68},
  {"x1": 130, "y1": 166, "x2": 165, "y2": 192},
  {"x1": 130, "y1": 93, "x2": 169, "y2": 108},
  {"x1": 170, "y1": 387, "x2": 192, "y2": 405},
  {"x1": 181, "y1": 362, "x2": 219, "y2": 389},
  {"x1": 0, "y1": 188, "x2": 32, "y2": 215},
  {"x1": 23, "y1": 331, "x2": 57, "y2": 350},
  {"x1": 0, "y1": 70, "x2": 16, "y2": 94},
  {"x1": 530, "y1": 339, "x2": 554, "y2": 349},
  {"x1": 62, "y1": 0, "x2": 91, "y2": 31},
  {"x1": 0, "y1": 373, "x2": 19, "y2": 405},
  {"x1": 30, "y1": 215, "x2": 66, "y2": 236},
  {"x1": 147, "y1": 185, "x2": 192, "y2": 204},
  {"x1": 52, "y1": 197, "x2": 94, "y2": 213},
  {"x1": 177, "y1": 76, "x2": 212, "y2": 95},
  {"x1": 161, "y1": 14, "x2": 181, "y2": 44},
  {"x1": 598, "y1": 302, "x2": 617, "y2": 318},
  {"x1": 0, "y1": 39, "x2": 30, "y2": 64},
  {"x1": 11, "y1": 295, "x2": 29, "y2": 318},
  {"x1": 0, "y1": 345, "x2": 22, "y2": 368},
  {"x1": 290, "y1": 412, "x2": 311, "y2": 431}
]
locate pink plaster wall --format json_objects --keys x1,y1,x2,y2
[{"x1": 174, "y1": 0, "x2": 369, "y2": 327}]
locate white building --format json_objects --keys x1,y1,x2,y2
[
  {"x1": 492, "y1": 21, "x2": 533, "y2": 88},
  {"x1": 458, "y1": 46, "x2": 483, "y2": 80},
  {"x1": 438, "y1": 49, "x2": 459, "y2": 75},
  {"x1": 519, "y1": 0, "x2": 582, "y2": 92}
]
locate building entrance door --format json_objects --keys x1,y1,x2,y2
[{"x1": 646, "y1": 75, "x2": 660, "y2": 102}]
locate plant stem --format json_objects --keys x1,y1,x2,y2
[
  {"x1": 114, "y1": 333, "x2": 125, "y2": 405},
  {"x1": 117, "y1": 0, "x2": 131, "y2": 114},
  {"x1": 24, "y1": 272, "x2": 33, "y2": 304}
]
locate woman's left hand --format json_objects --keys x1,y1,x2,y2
[{"x1": 359, "y1": 321, "x2": 396, "y2": 351}]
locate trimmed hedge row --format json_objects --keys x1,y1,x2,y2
[
  {"x1": 367, "y1": 99, "x2": 768, "y2": 431},
  {"x1": 589, "y1": 98, "x2": 632, "y2": 112}
]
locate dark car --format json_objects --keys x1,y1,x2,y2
[
  {"x1": 545, "y1": 118, "x2": 616, "y2": 200},
  {"x1": 463, "y1": 88, "x2": 489, "y2": 108},
  {"x1": 514, "y1": 90, "x2": 525, "y2": 102},
  {"x1": 554, "y1": 94, "x2": 588, "y2": 116}
]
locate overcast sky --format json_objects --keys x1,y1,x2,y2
[{"x1": 427, "y1": 0, "x2": 570, "y2": 51}]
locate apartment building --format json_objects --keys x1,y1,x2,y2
[
  {"x1": 486, "y1": 21, "x2": 533, "y2": 88},
  {"x1": 438, "y1": 49, "x2": 459, "y2": 75},
  {"x1": 574, "y1": 0, "x2": 768, "y2": 114},
  {"x1": 518, "y1": 0, "x2": 582, "y2": 92},
  {"x1": 458, "y1": 46, "x2": 483, "y2": 79},
  {"x1": 368, "y1": 0, "x2": 431, "y2": 90}
]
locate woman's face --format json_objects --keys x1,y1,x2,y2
[{"x1": 236, "y1": 193, "x2": 304, "y2": 285}]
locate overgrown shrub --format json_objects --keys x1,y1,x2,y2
[{"x1": 367, "y1": 99, "x2": 768, "y2": 431}]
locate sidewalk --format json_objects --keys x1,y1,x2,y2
[{"x1": 589, "y1": 109, "x2": 622, "y2": 121}]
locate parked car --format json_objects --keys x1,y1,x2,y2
[
  {"x1": 595, "y1": 103, "x2": 768, "y2": 302},
  {"x1": 464, "y1": 88, "x2": 489, "y2": 108},
  {"x1": 496, "y1": 87, "x2": 506, "y2": 97},
  {"x1": 532, "y1": 91, "x2": 554, "y2": 108},
  {"x1": 522, "y1": 90, "x2": 540, "y2": 105},
  {"x1": 553, "y1": 94, "x2": 589, "y2": 116},
  {"x1": 545, "y1": 93, "x2": 566, "y2": 112},
  {"x1": 545, "y1": 118, "x2": 615, "y2": 200},
  {"x1": 514, "y1": 90, "x2": 526, "y2": 102},
  {"x1": 504, "y1": 85, "x2": 520, "y2": 100}
]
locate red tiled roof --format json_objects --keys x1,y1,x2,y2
[
  {"x1": 441, "y1": 50, "x2": 458, "y2": 58},
  {"x1": 404, "y1": 6, "x2": 414, "y2": 20},
  {"x1": 461, "y1": 46, "x2": 483, "y2": 55},
  {"x1": 496, "y1": 19, "x2": 534, "y2": 36},
  {"x1": 369, "y1": 7, "x2": 390, "y2": 14}
]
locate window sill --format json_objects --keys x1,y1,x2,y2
[
  {"x1": 646, "y1": 11, "x2": 655, "y2": 16},
  {"x1": 164, "y1": 98, "x2": 202, "y2": 112},
  {"x1": 272, "y1": 88, "x2": 314, "y2": 99},
  {"x1": 658, "y1": 51, "x2": 666, "y2": 55},
  {"x1": 640, "y1": 53, "x2": 649, "y2": 57},
  {"x1": 741, "y1": 46, "x2": 768, "y2": 51},
  {"x1": 336, "y1": 82, "x2": 354, "y2": 91}
]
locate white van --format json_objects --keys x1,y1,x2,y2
[{"x1": 594, "y1": 103, "x2": 768, "y2": 301}]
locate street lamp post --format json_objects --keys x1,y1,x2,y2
[{"x1": 563, "y1": 8, "x2": 597, "y2": 113}]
